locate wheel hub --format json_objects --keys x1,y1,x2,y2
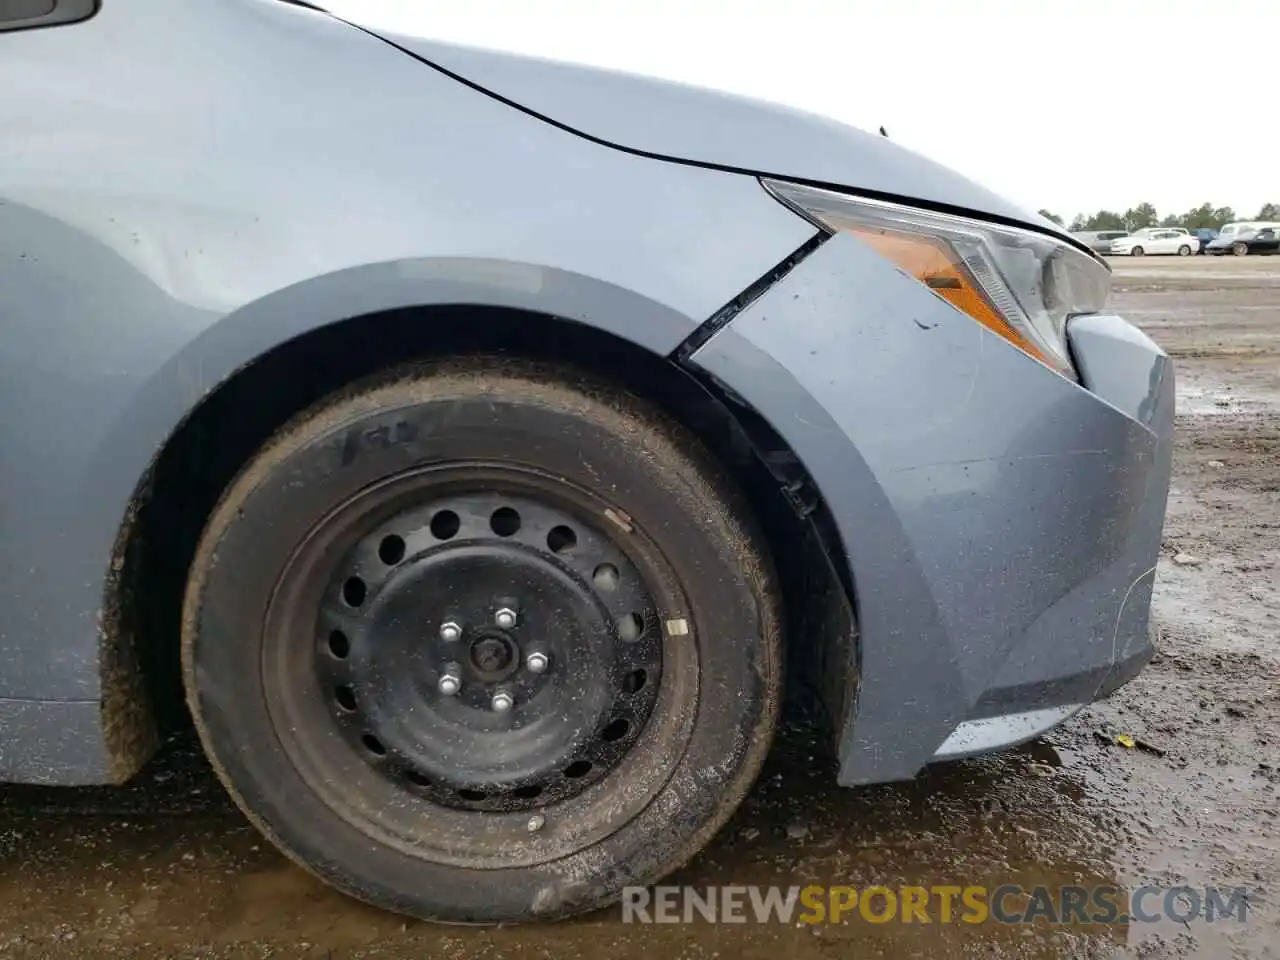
[
  {"x1": 312, "y1": 486, "x2": 663, "y2": 813},
  {"x1": 468, "y1": 633, "x2": 516, "y2": 678}
]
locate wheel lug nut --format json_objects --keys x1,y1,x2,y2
[
  {"x1": 490, "y1": 690, "x2": 514, "y2": 713},
  {"x1": 438, "y1": 664, "x2": 462, "y2": 696},
  {"x1": 494, "y1": 607, "x2": 518, "y2": 629},
  {"x1": 527, "y1": 814, "x2": 545, "y2": 832},
  {"x1": 525, "y1": 652, "x2": 549, "y2": 674},
  {"x1": 439, "y1": 620, "x2": 463, "y2": 643}
]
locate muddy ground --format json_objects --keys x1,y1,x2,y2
[{"x1": 1, "y1": 256, "x2": 1276, "y2": 959}]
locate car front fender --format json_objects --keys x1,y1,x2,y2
[{"x1": 0, "y1": 0, "x2": 816, "y2": 784}]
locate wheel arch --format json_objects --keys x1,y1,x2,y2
[
  {"x1": 95, "y1": 254, "x2": 700, "y2": 779},
  {"x1": 102, "y1": 277, "x2": 856, "y2": 778}
]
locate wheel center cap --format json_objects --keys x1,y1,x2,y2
[{"x1": 470, "y1": 633, "x2": 516, "y2": 675}]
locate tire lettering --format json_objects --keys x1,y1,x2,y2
[{"x1": 339, "y1": 419, "x2": 421, "y2": 466}]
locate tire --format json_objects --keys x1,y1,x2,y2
[
  {"x1": 1232, "y1": 242, "x2": 1249, "y2": 257},
  {"x1": 182, "y1": 357, "x2": 782, "y2": 923},
  {"x1": 1131, "y1": 246, "x2": 1145, "y2": 256},
  {"x1": 1178, "y1": 244, "x2": 1192, "y2": 256}
]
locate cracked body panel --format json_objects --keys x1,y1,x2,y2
[{"x1": 690, "y1": 234, "x2": 1174, "y2": 784}]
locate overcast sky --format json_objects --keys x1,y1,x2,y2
[{"x1": 324, "y1": 1, "x2": 1277, "y2": 221}]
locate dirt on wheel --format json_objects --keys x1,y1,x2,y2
[{"x1": 0, "y1": 255, "x2": 1277, "y2": 958}]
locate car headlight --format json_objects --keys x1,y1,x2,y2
[{"x1": 763, "y1": 179, "x2": 1111, "y2": 377}]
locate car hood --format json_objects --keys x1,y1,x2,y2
[{"x1": 315, "y1": 4, "x2": 1075, "y2": 243}]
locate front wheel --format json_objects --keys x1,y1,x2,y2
[
  {"x1": 1233, "y1": 242, "x2": 1250, "y2": 256},
  {"x1": 1131, "y1": 245, "x2": 1145, "y2": 256},
  {"x1": 1178, "y1": 244, "x2": 1192, "y2": 256},
  {"x1": 182, "y1": 358, "x2": 783, "y2": 923}
]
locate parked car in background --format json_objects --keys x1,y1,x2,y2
[
  {"x1": 1191, "y1": 228, "x2": 1218, "y2": 254},
  {"x1": 1072, "y1": 230, "x2": 1129, "y2": 255},
  {"x1": 1127, "y1": 227, "x2": 1192, "y2": 240},
  {"x1": 1111, "y1": 228, "x2": 1199, "y2": 256},
  {"x1": 1206, "y1": 222, "x2": 1280, "y2": 256}
]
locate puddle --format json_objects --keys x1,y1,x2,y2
[{"x1": 1176, "y1": 373, "x2": 1280, "y2": 417}]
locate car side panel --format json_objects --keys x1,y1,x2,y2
[
  {"x1": 0, "y1": 699, "x2": 105, "y2": 786},
  {"x1": 0, "y1": 0, "x2": 813, "y2": 779}
]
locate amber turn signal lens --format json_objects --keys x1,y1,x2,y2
[{"x1": 848, "y1": 227, "x2": 1052, "y2": 366}]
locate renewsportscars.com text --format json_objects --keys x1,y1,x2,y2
[{"x1": 620, "y1": 884, "x2": 1250, "y2": 925}]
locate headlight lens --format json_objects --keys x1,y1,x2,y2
[{"x1": 764, "y1": 179, "x2": 1111, "y2": 377}]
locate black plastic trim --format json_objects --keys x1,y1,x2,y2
[
  {"x1": 673, "y1": 231, "x2": 829, "y2": 362},
  {"x1": 0, "y1": 0, "x2": 97, "y2": 32}
]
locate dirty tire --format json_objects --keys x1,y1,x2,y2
[
  {"x1": 1130, "y1": 245, "x2": 1145, "y2": 256},
  {"x1": 182, "y1": 357, "x2": 782, "y2": 924},
  {"x1": 1178, "y1": 244, "x2": 1192, "y2": 256},
  {"x1": 1232, "y1": 242, "x2": 1249, "y2": 257}
]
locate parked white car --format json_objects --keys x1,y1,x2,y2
[{"x1": 1110, "y1": 228, "x2": 1199, "y2": 257}]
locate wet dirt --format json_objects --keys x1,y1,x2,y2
[{"x1": 1, "y1": 256, "x2": 1277, "y2": 958}]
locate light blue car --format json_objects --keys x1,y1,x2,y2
[{"x1": 0, "y1": 0, "x2": 1173, "y2": 923}]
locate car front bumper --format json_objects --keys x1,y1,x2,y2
[{"x1": 690, "y1": 232, "x2": 1174, "y2": 785}]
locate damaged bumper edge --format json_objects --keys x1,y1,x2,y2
[{"x1": 688, "y1": 235, "x2": 1175, "y2": 786}]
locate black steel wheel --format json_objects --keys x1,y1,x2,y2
[
  {"x1": 287, "y1": 473, "x2": 665, "y2": 818},
  {"x1": 182, "y1": 357, "x2": 782, "y2": 922}
]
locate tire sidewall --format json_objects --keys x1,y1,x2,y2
[{"x1": 183, "y1": 361, "x2": 781, "y2": 922}]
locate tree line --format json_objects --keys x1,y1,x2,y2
[{"x1": 1034, "y1": 203, "x2": 1280, "y2": 233}]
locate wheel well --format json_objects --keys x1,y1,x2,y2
[{"x1": 117, "y1": 306, "x2": 856, "y2": 756}]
